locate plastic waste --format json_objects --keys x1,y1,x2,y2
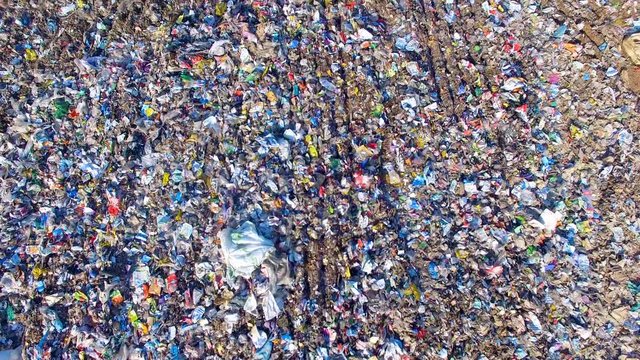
[
  {"x1": 219, "y1": 221, "x2": 275, "y2": 279},
  {"x1": 0, "y1": 2, "x2": 638, "y2": 359}
]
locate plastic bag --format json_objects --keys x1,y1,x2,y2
[{"x1": 219, "y1": 221, "x2": 275, "y2": 278}]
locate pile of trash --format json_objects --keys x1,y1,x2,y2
[{"x1": 0, "y1": 1, "x2": 639, "y2": 359}]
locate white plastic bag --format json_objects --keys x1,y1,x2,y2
[{"x1": 219, "y1": 221, "x2": 274, "y2": 278}]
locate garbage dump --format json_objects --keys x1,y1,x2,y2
[{"x1": 0, "y1": 1, "x2": 639, "y2": 359}]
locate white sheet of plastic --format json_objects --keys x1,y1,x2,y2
[
  {"x1": 219, "y1": 221, "x2": 275, "y2": 278},
  {"x1": 244, "y1": 292, "x2": 258, "y2": 316},
  {"x1": 529, "y1": 209, "x2": 563, "y2": 231},
  {"x1": 262, "y1": 290, "x2": 281, "y2": 321}
]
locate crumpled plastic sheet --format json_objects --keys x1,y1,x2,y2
[{"x1": 219, "y1": 221, "x2": 275, "y2": 279}]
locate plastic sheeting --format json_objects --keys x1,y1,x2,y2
[{"x1": 219, "y1": 221, "x2": 275, "y2": 278}]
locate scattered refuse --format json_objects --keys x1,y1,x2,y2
[{"x1": 0, "y1": 1, "x2": 639, "y2": 359}]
